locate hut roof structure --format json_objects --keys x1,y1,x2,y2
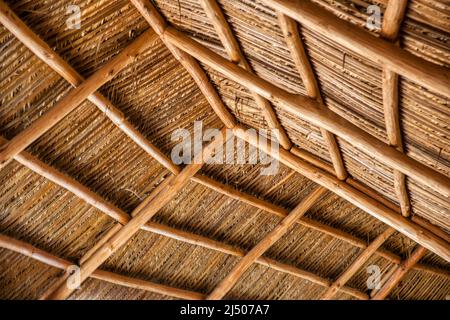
[{"x1": 0, "y1": 0, "x2": 449, "y2": 300}]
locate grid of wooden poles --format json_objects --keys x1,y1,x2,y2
[{"x1": 0, "y1": 0, "x2": 449, "y2": 300}]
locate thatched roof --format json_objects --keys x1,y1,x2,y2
[{"x1": 0, "y1": 0, "x2": 448, "y2": 300}]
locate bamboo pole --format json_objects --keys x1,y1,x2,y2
[
  {"x1": 0, "y1": 28, "x2": 158, "y2": 170},
  {"x1": 45, "y1": 129, "x2": 226, "y2": 299},
  {"x1": 372, "y1": 245, "x2": 427, "y2": 300},
  {"x1": 207, "y1": 186, "x2": 327, "y2": 300},
  {"x1": 381, "y1": 0, "x2": 411, "y2": 217},
  {"x1": 0, "y1": 0, "x2": 179, "y2": 175},
  {"x1": 382, "y1": 0, "x2": 409, "y2": 41},
  {"x1": 159, "y1": 26, "x2": 450, "y2": 197},
  {"x1": 0, "y1": 233, "x2": 205, "y2": 300},
  {"x1": 129, "y1": 0, "x2": 236, "y2": 129},
  {"x1": 199, "y1": 0, "x2": 292, "y2": 149},
  {"x1": 321, "y1": 227, "x2": 396, "y2": 299},
  {"x1": 277, "y1": 13, "x2": 347, "y2": 180},
  {"x1": 233, "y1": 124, "x2": 450, "y2": 262},
  {"x1": 260, "y1": 0, "x2": 450, "y2": 97}
]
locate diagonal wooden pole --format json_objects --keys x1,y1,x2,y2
[
  {"x1": 371, "y1": 245, "x2": 427, "y2": 300},
  {"x1": 129, "y1": 0, "x2": 236, "y2": 129},
  {"x1": 207, "y1": 186, "x2": 327, "y2": 299},
  {"x1": 44, "y1": 128, "x2": 227, "y2": 299},
  {"x1": 321, "y1": 227, "x2": 396, "y2": 299},
  {"x1": 159, "y1": 26, "x2": 450, "y2": 197},
  {"x1": 260, "y1": 0, "x2": 450, "y2": 97},
  {"x1": 381, "y1": 0, "x2": 411, "y2": 217},
  {"x1": 199, "y1": 0, "x2": 292, "y2": 150},
  {"x1": 232, "y1": 124, "x2": 450, "y2": 261},
  {"x1": 0, "y1": 27, "x2": 158, "y2": 170},
  {"x1": 0, "y1": 0, "x2": 179, "y2": 175},
  {"x1": 0, "y1": 233, "x2": 206, "y2": 300},
  {"x1": 277, "y1": 13, "x2": 347, "y2": 180}
]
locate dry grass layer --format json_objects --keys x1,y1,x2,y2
[{"x1": 0, "y1": 0, "x2": 448, "y2": 300}]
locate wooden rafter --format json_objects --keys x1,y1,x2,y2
[
  {"x1": 0, "y1": 28, "x2": 159, "y2": 170},
  {"x1": 260, "y1": 0, "x2": 450, "y2": 97},
  {"x1": 277, "y1": 13, "x2": 347, "y2": 180},
  {"x1": 160, "y1": 26, "x2": 450, "y2": 197},
  {"x1": 233, "y1": 124, "x2": 450, "y2": 261},
  {"x1": 381, "y1": 0, "x2": 411, "y2": 217},
  {"x1": 129, "y1": 0, "x2": 236, "y2": 129},
  {"x1": 207, "y1": 186, "x2": 327, "y2": 300},
  {"x1": 321, "y1": 227, "x2": 396, "y2": 299},
  {"x1": 0, "y1": 0, "x2": 179, "y2": 175},
  {"x1": 199, "y1": 0, "x2": 292, "y2": 150},
  {"x1": 0, "y1": 234, "x2": 206, "y2": 300},
  {"x1": 372, "y1": 245, "x2": 427, "y2": 300}
]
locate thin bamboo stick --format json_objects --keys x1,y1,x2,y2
[
  {"x1": 372, "y1": 245, "x2": 427, "y2": 300},
  {"x1": 129, "y1": 0, "x2": 236, "y2": 129},
  {"x1": 277, "y1": 13, "x2": 347, "y2": 180},
  {"x1": 199, "y1": 0, "x2": 292, "y2": 149},
  {"x1": 0, "y1": 233, "x2": 205, "y2": 300},
  {"x1": 45, "y1": 129, "x2": 226, "y2": 299},
  {"x1": 207, "y1": 186, "x2": 327, "y2": 299},
  {"x1": 260, "y1": 0, "x2": 450, "y2": 97},
  {"x1": 233, "y1": 124, "x2": 450, "y2": 262},
  {"x1": 0, "y1": 0, "x2": 179, "y2": 175},
  {"x1": 321, "y1": 227, "x2": 396, "y2": 299},
  {"x1": 381, "y1": 0, "x2": 411, "y2": 217},
  {"x1": 160, "y1": 25, "x2": 450, "y2": 197},
  {"x1": 0, "y1": 28, "x2": 158, "y2": 170}
]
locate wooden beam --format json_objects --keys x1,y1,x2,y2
[
  {"x1": 159, "y1": 26, "x2": 450, "y2": 197},
  {"x1": 0, "y1": 233, "x2": 205, "y2": 300},
  {"x1": 207, "y1": 186, "x2": 327, "y2": 299},
  {"x1": 260, "y1": 0, "x2": 450, "y2": 97},
  {"x1": 0, "y1": 28, "x2": 158, "y2": 170},
  {"x1": 199, "y1": 0, "x2": 292, "y2": 149},
  {"x1": 45, "y1": 129, "x2": 226, "y2": 299},
  {"x1": 321, "y1": 227, "x2": 396, "y2": 299},
  {"x1": 233, "y1": 124, "x2": 450, "y2": 262},
  {"x1": 277, "y1": 13, "x2": 347, "y2": 180},
  {"x1": 372, "y1": 245, "x2": 427, "y2": 300},
  {"x1": 129, "y1": 0, "x2": 236, "y2": 129},
  {"x1": 382, "y1": 0, "x2": 409, "y2": 41},
  {"x1": 0, "y1": 0, "x2": 179, "y2": 175},
  {"x1": 381, "y1": 0, "x2": 411, "y2": 217}
]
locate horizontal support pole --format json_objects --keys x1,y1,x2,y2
[{"x1": 0, "y1": 233, "x2": 205, "y2": 300}]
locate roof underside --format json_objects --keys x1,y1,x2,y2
[{"x1": 0, "y1": 0, "x2": 449, "y2": 300}]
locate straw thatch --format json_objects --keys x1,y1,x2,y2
[{"x1": 0, "y1": 0, "x2": 448, "y2": 300}]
